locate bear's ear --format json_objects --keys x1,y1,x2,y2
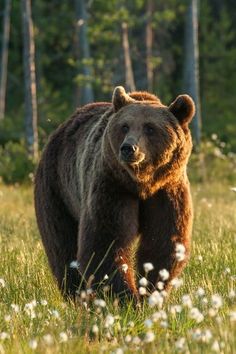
[
  {"x1": 112, "y1": 86, "x2": 135, "y2": 112},
  {"x1": 169, "y1": 94, "x2": 195, "y2": 127}
]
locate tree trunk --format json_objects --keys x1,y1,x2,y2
[
  {"x1": 183, "y1": 0, "x2": 202, "y2": 146},
  {"x1": 0, "y1": 0, "x2": 11, "y2": 120},
  {"x1": 121, "y1": 22, "x2": 136, "y2": 92},
  {"x1": 75, "y1": 0, "x2": 94, "y2": 106},
  {"x1": 146, "y1": 0, "x2": 153, "y2": 92},
  {"x1": 21, "y1": 0, "x2": 38, "y2": 161}
]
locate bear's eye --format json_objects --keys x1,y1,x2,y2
[
  {"x1": 144, "y1": 124, "x2": 155, "y2": 135},
  {"x1": 121, "y1": 124, "x2": 129, "y2": 133}
]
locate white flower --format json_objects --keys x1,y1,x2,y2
[
  {"x1": 144, "y1": 330, "x2": 155, "y2": 343},
  {"x1": 59, "y1": 332, "x2": 68, "y2": 342},
  {"x1": 92, "y1": 324, "x2": 99, "y2": 334},
  {"x1": 29, "y1": 339, "x2": 38, "y2": 349},
  {"x1": 175, "y1": 337, "x2": 186, "y2": 351},
  {"x1": 156, "y1": 281, "x2": 164, "y2": 290},
  {"x1": 143, "y1": 263, "x2": 154, "y2": 273},
  {"x1": 170, "y1": 278, "x2": 183, "y2": 288},
  {"x1": 201, "y1": 329, "x2": 212, "y2": 343},
  {"x1": 125, "y1": 335, "x2": 132, "y2": 343},
  {"x1": 43, "y1": 334, "x2": 54, "y2": 345},
  {"x1": 224, "y1": 267, "x2": 231, "y2": 274},
  {"x1": 94, "y1": 299, "x2": 106, "y2": 308},
  {"x1": 11, "y1": 304, "x2": 20, "y2": 312},
  {"x1": 182, "y1": 294, "x2": 192, "y2": 308},
  {"x1": 148, "y1": 291, "x2": 164, "y2": 308},
  {"x1": 40, "y1": 299, "x2": 48, "y2": 306},
  {"x1": 229, "y1": 289, "x2": 236, "y2": 299},
  {"x1": 211, "y1": 294, "x2": 223, "y2": 309},
  {"x1": 128, "y1": 321, "x2": 135, "y2": 328},
  {"x1": 152, "y1": 310, "x2": 167, "y2": 322},
  {"x1": 170, "y1": 305, "x2": 182, "y2": 315},
  {"x1": 197, "y1": 255, "x2": 203, "y2": 262},
  {"x1": 144, "y1": 319, "x2": 153, "y2": 328},
  {"x1": 0, "y1": 332, "x2": 10, "y2": 340},
  {"x1": 208, "y1": 308, "x2": 218, "y2": 317},
  {"x1": 160, "y1": 320, "x2": 168, "y2": 328},
  {"x1": 139, "y1": 287, "x2": 146, "y2": 296},
  {"x1": 211, "y1": 133, "x2": 218, "y2": 140},
  {"x1": 114, "y1": 349, "x2": 123, "y2": 354},
  {"x1": 159, "y1": 269, "x2": 169, "y2": 281},
  {"x1": 139, "y1": 277, "x2": 148, "y2": 287},
  {"x1": 175, "y1": 243, "x2": 186, "y2": 262},
  {"x1": 0, "y1": 278, "x2": 6, "y2": 288},
  {"x1": 4, "y1": 315, "x2": 11, "y2": 322},
  {"x1": 70, "y1": 260, "x2": 80, "y2": 269},
  {"x1": 211, "y1": 340, "x2": 220, "y2": 352},
  {"x1": 201, "y1": 297, "x2": 208, "y2": 305},
  {"x1": 121, "y1": 263, "x2": 128, "y2": 273},
  {"x1": 229, "y1": 311, "x2": 236, "y2": 322},
  {"x1": 51, "y1": 310, "x2": 60, "y2": 318},
  {"x1": 189, "y1": 307, "x2": 204, "y2": 323},
  {"x1": 104, "y1": 314, "x2": 115, "y2": 328},
  {"x1": 103, "y1": 274, "x2": 109, "y2": 280},
  {"x1": 132, "y1": 336, "x2": 141, "y2": 345},
  {"x1": 195, "y1": 287, "x2": 205, "y2": 297}
]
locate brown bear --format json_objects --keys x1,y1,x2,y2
[{"x1": 34, "y1": 86, "x2": 195, "y2": 299}]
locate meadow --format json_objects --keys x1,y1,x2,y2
[{"x1": 0, "y1": 150, "x2": 236, "y2": 353}]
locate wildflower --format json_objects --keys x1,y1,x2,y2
[
  {"x1": 104, "y1": 314, "x2": 115, "y2": 328},
  {"x1": 170, "y1": 305, "x2": 182, "y2": 315},
  {"x1": 94, "y1": 299, "x2": 106, "y2": 308},
  {"x1": 139, "y1": 287, "x2": 147, "y2": 296},
  {"x1": 0, "y1": 278, "x2": 5, "y2": 288},
  {"x1": 159, "y1": 269, "x2": 169, "y2": 281},
  {"x1": 43, "y1": 334, "x2": 54, "y2": 345},
  {"x1": 152, "y1": 310, "x2": 167, "y2": 322},
  {"x1": 0, "y1": 332, "x2": 10, "y2": 340},
  {"x1": 103, "y1": 274, "x2": 109, "y2": 280},
  {"x1": 11, "y1": 304, "x2": 20, "y2": 312},
  {"x1": 197, "y1": 255, "x2": 203, "y2": 262},
  {"x1": 156, "y1": 281, "x2": 164, "y2": 290},
  {"x1": 182, "y1": 294, "x2": 192, "y2": 308},
  {"x1": 148, "y1": 291, "x2": 163, "y2": 308},
  {"x1": 114, "y1": 348, "x2": 123, "y2": 354},
  {"x1": 189, "y1": 307, "x2": 204, "y2": 323},
  {"x1": 40, "y1": 299, "x2": 48, "y2": 306},
  {"x1": 132, "y1": 336, "x2": 141, "y2": 345},
  {"x1": 211, "y1": 294, "x2": 223, "y2": 309},
  {"x1": 4, "y1": 315, "x2": 11, "y2": 322},
  {"x1": 144, "y1": 319, "x2": 153, "y2": 328},
  {"x1": 229, "y1": 311, "x2": 236, "y2": 322},
  {"x1": 201, "y1": 297, "x2": 208, "y2": 305},
  {"x1": 224, "y1": 267, "x2": 230, "y2": 274},
  {"x1": 144, "y1": 331, "x2": 155, "y2": 343},
  {"x1": 51, "y1": 310, "x2": 60, "y2": 318},
  {"x1": 175, "y1": 337, "x2": 186, "y2": 352},
  {"x1": 128, "y1": 321, "x2": 135, "y2": 328},
  {"x1": 121, "y1": 263, "x2": 128, "y2": 273},
  {"x1": 201, "y1": 329, "x2": 212, "y2": 343},
  {"x1": 175, "y1": 243, "x2": 186, "y2": 261},
  {"x1": 139, "y1": 277, "x2": 148, "y2": 287},
  {"x1": 229, "y1": 289, "x2": 235, "y2": 299},
  {"x1": 125, "y1": 335, "x2": 132, "y2": 343},
  {"x1": 195, "y1": 287, "x2": 205, "y2": 297},
  {"x1": 92, "y1": 324, "x2": 99, "y2": 334},
  {"x1": 208, "y1": 308, "x2": 218, "y2": 317},
  {"x1": 160, "y1": 320, "x2": 168, "y2": 328},
  {"x1": 59, "y1": 332, "x2": 68, "y2": 342},
  {"x1": 28, "y1": 339, "x2": 38, "y2": 349},
  {"x1": 143, "y1": 263, "x2": 154, "y2": 273},
  {"x1": 70, "y1": 260, "x2": 80, "y2": 269},
  {"x1": 170, "y1": 278, "x2": 183, "y2": 288},
  {"x1": 211, "y1": 340, "x2": 220, "y2": 352},
  {"x1": 211, "y1": 133, "x2": 218, "y2": 140}
]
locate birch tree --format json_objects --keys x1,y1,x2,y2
[
  {"x1": 0, "y1": 0, "x2": 11, "y2": 120},
  {"x1": 21, "y1": 0, "x2": 38, "y2": 160},
  {"x1": 184, "y1": 0, "x2": 202, "y2": 146}
]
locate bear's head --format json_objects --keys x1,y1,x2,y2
[{"x1": 106, "y1": 86, "x2": 195, "y2": 195}]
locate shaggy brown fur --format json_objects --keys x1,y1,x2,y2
[{"x1": 34, "y1": 86, "x2": 195, "y2": 299}]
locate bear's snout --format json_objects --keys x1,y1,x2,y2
[{"x1": 120, "y1": 142, "x2": 139, "y2": 162}]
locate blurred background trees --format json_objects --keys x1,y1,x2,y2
[{"x1": 0, "y1": 0, "x2": 236, "y2": 183}]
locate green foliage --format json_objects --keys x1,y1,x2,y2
[{"x1": 0, "y1": 142, "x2": 35, "y2": 184}]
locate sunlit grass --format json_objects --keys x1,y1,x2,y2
[{"x1": 0, "y1": 180, "x2": 235, "y2": 353}]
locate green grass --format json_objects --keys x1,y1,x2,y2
[{"x1": 0, "y1": 180, "x2": 236, "y2": 353}]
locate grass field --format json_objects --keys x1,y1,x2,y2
[{"x1": 0, "y1": 179, "x2": 236, "y2": 353}]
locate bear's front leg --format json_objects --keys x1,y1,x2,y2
[
  {"x1": 137, "y1": 181, "x2": 193, "y2": 291},
  {"x1": 77, "y1": 185, "x2": 139, "y2": 298}
]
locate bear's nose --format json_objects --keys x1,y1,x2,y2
[{"x1": 120, "y1": 143, "x2": 138, "y2": 159}]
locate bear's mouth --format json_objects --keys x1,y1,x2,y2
[{"x1": 119, "y1": 152, "x2": 145, "y2": 166}]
